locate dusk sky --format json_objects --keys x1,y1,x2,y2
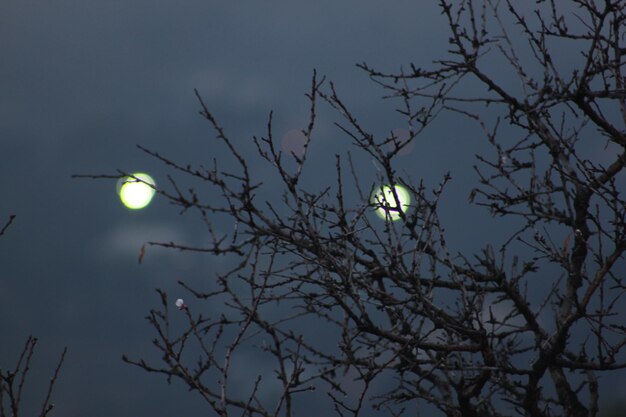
[{"x1": 1, "y1": 1, "x2": 625, "y2": 416}]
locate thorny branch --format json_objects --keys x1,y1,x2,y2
[
  {"x1": 96, "y1": 1, "x2": 626, "y2": 416},
  {"x1": 0, "y1": 215, "x2": 16, "y2": 238},
  {"x1": 0, "y1": 337, "x2": 67, "y2": 417}
]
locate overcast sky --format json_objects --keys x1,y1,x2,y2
[{"x1": 1, "y1": 1, "x2": 624, "y2": 416}]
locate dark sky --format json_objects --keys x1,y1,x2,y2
[{"x1": 1, "y1": 1, "x2": 624, "y2": 416}]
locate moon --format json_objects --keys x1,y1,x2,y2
[
  {"x1": 371, "y1": 184, "x2": 411, "y2": 221},
  {"x1": 117, "y1": 173, "x2": 156, "y2": 210}
]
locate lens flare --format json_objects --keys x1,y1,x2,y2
[
  {"x1": 281, "y1": 129, "x2": 307, "y2": 158},
  {"x1": 386, "y1": 128, "x2": 415, "y2": 156},
  {"x1": 371, "y1": 184, "x2": 411, "y2": 221},
  {"x1": 117, "y1": 173, "x2": 156, "y2": 210}
]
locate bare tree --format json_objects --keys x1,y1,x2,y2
[
  {"x1": 0, "y1": 338, "x2": 66, "y2": 417},
  {"x1": 1, "y1": 218, "x2": 67, "y2": 417},
  {"x1": 0, "y1": 215, "x2": 16, "y2": 239},
  {"x1": 109, "y1": 1, "x2": 626, "y2": 416}
]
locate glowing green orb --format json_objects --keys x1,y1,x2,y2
[
  {"x1": 371, "y1": 184, "x2": 411, "y2": 221},
  {"x1": 117, "y1": 173, "x2": 156, "y2": 210}
]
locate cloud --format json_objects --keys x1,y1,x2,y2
[
  {"x1": 93, "y1": 222, "x2": 191, "y2": 264},
  {"x1": 183, "y1": 68, "x2": 277, "y2": 109}
]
